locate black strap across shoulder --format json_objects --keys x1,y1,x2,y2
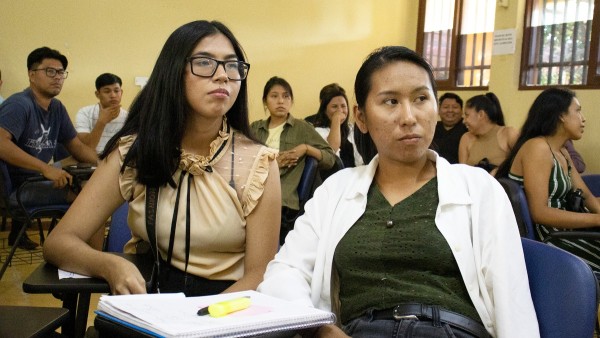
[
  {"x1": 145, "y1": 185, "x2": 160, "y2": 292},
  {"x1": 144, "y1": 127, "x2": 232, "y2": 293}
]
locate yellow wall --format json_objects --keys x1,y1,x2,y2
[
  {"x1": 0, "y1": 0, "x2": 416, "y2": 122},
  {"x1": 1, "y1": 0, "x2": 598, "y2": 171},
  {"x1": 445, "y1": 0, "x2": 599, "y2": 172}
]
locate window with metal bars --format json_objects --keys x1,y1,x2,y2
[
  {"x1": 521, "y1": 0, "x2": 600, "y2": 88},
  {"x1": 417, "y1": 0, "x2": 496, "y2": 90}
]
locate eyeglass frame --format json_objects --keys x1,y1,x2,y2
[
  {"x1": 185, "y1": 56, "x2": 250, "y2": 81},
  {"x1": 31, "y1": 67, "x2": 69, "y2": 79}
]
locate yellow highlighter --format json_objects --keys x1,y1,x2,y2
[{"x1": 197, "y1": 296, "x2": 251, "y2": 318}]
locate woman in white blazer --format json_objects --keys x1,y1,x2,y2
[{"x1": 258, "y1": 46, "x2": 539, "y2": 338}]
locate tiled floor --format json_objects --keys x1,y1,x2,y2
[{"x1": 0, "y1": 229, "x2": 102, "y2": 330}]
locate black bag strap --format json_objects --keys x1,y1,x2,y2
[
  {"x1": 145, "y1": 185, "x2": 160, "y2": 292},
  {"x1": 143, "y1": 123, "x2": 232, "y2": 293}
]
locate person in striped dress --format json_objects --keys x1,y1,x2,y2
[{"x1": 496, "y1": 87, "x2": 600, "y2": 273}]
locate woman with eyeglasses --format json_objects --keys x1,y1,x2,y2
[
  {"x1": 43, "y1": 20, "x2": 281, "y2": 296},
  {"x1": 251, "y1": 76, "x2": 336, "y2": 245}
]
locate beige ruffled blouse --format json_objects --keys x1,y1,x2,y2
[{"x1": 119, "y1": 129, "x2": 276, "y2": 281}]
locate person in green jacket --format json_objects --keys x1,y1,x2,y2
[{"x1": 251, "y1": 76, "x2": 335, "y2": 244}]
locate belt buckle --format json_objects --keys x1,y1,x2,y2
[{"x1": 392, "y1": 306, "x2": 418, "y2": 321}]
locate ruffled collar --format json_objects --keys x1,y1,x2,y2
[{"x1": 179, "y1": 118, "x2": 231, "y2": 175}]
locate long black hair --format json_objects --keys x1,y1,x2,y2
[
  {"x1": 353, "y1": 46, "x2": 437, "y2": 162},
  {"x1": 495, "y1": 87, "x2": 576, "y2": 178},
  {"x1": 313, "y1": 83, "x2": 355, "y2": 167},
  {"x1": 101, "y1": 20, "x2": 252, "y2": 187}
]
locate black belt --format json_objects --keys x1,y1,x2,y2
[{"x1": 372, "y1": 303, "x2": 491, "y2": 338}]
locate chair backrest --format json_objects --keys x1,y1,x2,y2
[
  {"x1": 521, "y1": 238, "x2": 598, "y2": 338},
  {"x1": 319, "y1": 155, "x2": 344, "y2": 182},
  {"x1": 497, "y1": 178, "x2": 536, "y2": 239},
  {"x1": 581, "y1": 174, "x2": 600, "y2": 197},
  {"x1": 297, "y1": 156, "x2": 319, "y2": 208},
  {"x1": 104, "y1": 202, "x2": 131, "y2": 253}
]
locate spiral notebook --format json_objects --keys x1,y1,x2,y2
[{"x1": 95, "y1": 290, "x2": 335, "y2": 338}]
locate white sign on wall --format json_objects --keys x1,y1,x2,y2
[{"x1": 492, "y1": 29, "x2": 516, "y2": 55}]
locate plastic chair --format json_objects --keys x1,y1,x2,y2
[
  {"x1": 297, "y1": 156, "x2": 319, "y2": 212},
  {"x1": 103, "y1": 202, "x2": 131, "y2": 253},
  {"x1": 497, "y1": 178, "x2": 535, "y2": 238},
  {"x1": 278, "y1": 157, "x2": 322, "y2": 246},
  {"x1": 521, "y1": 238, "x2": 598, "y2": 338},
  {"x1": 582, "y1": 174, "x2": 600, "y2": 197},
  {"x1": 0, "y1": 160, "x2": 70, "y2": 280},
  {"x1": 319, "y1": 155, "x2": 344, "y2": 182},
  {"x1": 497, "y1": 177, "x2": 600, "y2": 242}
]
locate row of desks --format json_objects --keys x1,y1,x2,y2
[{"x1": 21, "y1": 253, "x2": 154, "y2": 338}]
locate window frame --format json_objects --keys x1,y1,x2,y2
[
  {"x1": 416, "y1": 0, "x2": 491, "y2": 91},
  {"x1": 519, "y1": 0, "x2": 600, "y2": 89}
]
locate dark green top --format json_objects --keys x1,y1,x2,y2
[
  {"x1": 251, "y1": 114, "x2": 335, "y2": 210},
  {"x1": 333, "y1": 178, "x2": 481, "y2": 325}
]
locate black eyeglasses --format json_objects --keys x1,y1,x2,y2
[
  {"x1": 186, "y1": 56, "x2": 250, "y2": 81},
  {"x1": 31, "y1": 67, "x2": 69, "y2": 79}
]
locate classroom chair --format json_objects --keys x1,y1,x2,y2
[
  {"x1": 582, "y1": 173, "x2": 600, "y2": 197},
  {"x1": 0, "y1": 160, "x2": 70, "y2": 280},
  {"x1": 522, "y1": 238, "x2": 598, "y2": 338},
  {"x1": 103, "y1": 202, "x2": 131, "y2": 253}
]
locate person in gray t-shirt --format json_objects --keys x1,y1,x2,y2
[{"x1": 0, "y1": 47, "x2": 98, "y2": 250}]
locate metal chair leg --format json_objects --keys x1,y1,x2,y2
[
  {"x1": 0, "y1": 219, "x2": 29, "y2": 280},
  {"x1": 48, "y1": 217, "x2": 59, "y2": 234},
  {"x1": 37, "y1": 218, "x2": 46, "y2": 244}
]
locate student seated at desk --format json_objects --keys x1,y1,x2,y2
[
  {"x1": 0, "y1": 47, "x2": 98, "y2": 250},
  {"x1": 43, "y1": 20, "x2": 281, "y2": 296},
  {"x1": 258, "y1": 46, "x2": 539, "y2": 337}
]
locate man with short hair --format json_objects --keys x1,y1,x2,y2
[
  {"x1": 432, "y1": 92, "x2": 468, "y2": 164},
  {"x1": 0, "y1": 47, "x2": 98, "y2": 250},
  {"x1": 75, "y1": 73, "x2": 128, "y2": 154}
]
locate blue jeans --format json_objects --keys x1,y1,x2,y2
[{"x1": 343, "y1": 311, "x2": 481, "y2": 338}]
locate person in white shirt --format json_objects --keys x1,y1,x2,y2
[
  {"x1": 258, "y1": 46, "x2": 539, "y2": 338},
  {"x1": 75, "y1": 73, "x2": 128, "y2": 153},
  {"x1": 312, "y1": 83, "x2": 363, "y2": 168}
]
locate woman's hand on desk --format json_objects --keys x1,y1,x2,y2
[{"x1": 105, "y1": 257, "x2": 147, "y2": 295}]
